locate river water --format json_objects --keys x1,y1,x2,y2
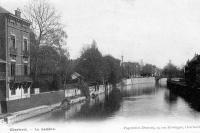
[{"x1": 17, "y1": 78, "x2": 200, "y2": 128}]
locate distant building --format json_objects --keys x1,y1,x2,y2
[
  {"x1": 123, "y1": 62, "x2": 141, "y2": 78},
  {"x1": 140, "y1": 59, "x2": 144, "y2": 71},
  {"x1": 0, "y1": 7, "x2": 32, "y2": 113}
]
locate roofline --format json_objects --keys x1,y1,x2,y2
[
  {"x1": 0, "y1": 7, "x2": 31, "y2": 24},
  {"x1": 0, "y1": 6, "x2": 10, "y2": 14},
  {"x1": 7, "y1": 13, "x2": 31, "y2": 25}
]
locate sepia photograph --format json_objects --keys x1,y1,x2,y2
[{"x1": 1, "y1": 0, "x2": 200, "y2": 132}]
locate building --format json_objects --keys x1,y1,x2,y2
[
  {"x1": 122, "y1": 62, "x2": 141, "y2": 78},
  {"x1": 184, "y1": 54, "x2": 200, "y2": 87},
  {"x1": 0, "y1": 7, "x2": 32, "y2": 113}
]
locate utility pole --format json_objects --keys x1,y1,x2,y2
[{"x1": 121, "y1": 55, "x2": 124, "y2": 78}]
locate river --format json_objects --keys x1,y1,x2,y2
[{"x1": 17, "y1": 78, "x2": 200, "y2": 128}]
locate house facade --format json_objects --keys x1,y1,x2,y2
[{"x1": 0, "y1": 7, "x2": 32, "y2": 113}]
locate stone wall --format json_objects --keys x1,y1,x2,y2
[
  {"x1": 4, "y1": 85, "x2": 108, "y2": 113},
  {"x1": 6, "y1": 90, "x2": 65, "y2": 113},
  {"x1": 65, "y1": 88, "x2": 81, "y2": 97},
  {"x1": 126, "y1": 77, "x2": 156, "y2": 85}
]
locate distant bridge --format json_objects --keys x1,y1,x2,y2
[{"x1": 154, "y1": 75, "x2": 168, "y2": 82}]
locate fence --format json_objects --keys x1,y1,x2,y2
[{"x1": 5, "y1": 84, "x2": 110, "y2": 113}]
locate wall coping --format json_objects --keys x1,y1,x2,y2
[{"x1": 31, "y1": 90, "x2": 64, "y2": 96}]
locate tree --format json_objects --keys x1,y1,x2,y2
[
  {"x1": 102, "y1": 55, "x2": 122, "y2": 85},
  {"x1": 37, "y1": 45, "x2": 59, "y2": 74},
  {"x1": 24, "y1": 0, "x2": 67, "y2": 81},
  {"x1": 162, "y1": 61, "x2": 181, "y2": 78},
  {"x1": 24, "y1": 0, "x2": 67, "y2": 47},
  {"x1": 30, "y1": 31, "x2": 38, "y2": 78},
  {"x1": 141, "y1": 64, "x2": 155, "y2": 77},
  {"x1": 75, "y1": 41, "x2": 103, "y2": 84},
  {"x1": 56, "y1": 48, "x2": 72, "y2": 87}
]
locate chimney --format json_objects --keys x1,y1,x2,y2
[{"x1": 15, "y1": 8, "x2": 21, "y2": 18}]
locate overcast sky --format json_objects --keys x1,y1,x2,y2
[{"x1": 1, "y1": 0, "x2": 200, "y2": 68}]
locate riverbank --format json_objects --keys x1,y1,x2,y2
[
  {"x1": 0, "y1": 96, "x2": 87, "y2": 124},
  {"x1": 167, "y1": 78, "x2": 200, "y2": 113},
  {"x1": 119, "y1": 77, "x2": 166, "y2": 87},
  {"x1": 167, "y1": 78, "x2": 200, "y2": 96},
  {"x1": 0, "y1": 84, "x2": 113, "y2": 124}
]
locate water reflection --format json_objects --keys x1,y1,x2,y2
[
  {"x1": 70, "y1": 89, "x2": 122, "y2": 121},
  {"x1": 167, "y1": 86, "x2": 200, "y2": 112},
  {"x1": 122, "y1": 82, "x2": 158, "y2": 97},
  {"x1": 164, "y1": 90, "x2": 178, "y2": 105},
  {"x1": 187, "y1": 97, "x2": 200, "y2": 112}
]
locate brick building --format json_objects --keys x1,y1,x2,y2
[{"x1": 0, "y1": 6, "x2": 32, "y2": 113}]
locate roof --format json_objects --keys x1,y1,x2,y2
[
  {"x1": 0, "y1": 6, "x2": 10, "y2": 14},
  {"x1": 0, "y1": 6, "x2": 31, "y2": 24},
  {"x1": 190, "y1": 54, "x2": 199, "y2": 63},
  {"x1": 71, "y1": 72, "x2": 82, "y2": 80}
]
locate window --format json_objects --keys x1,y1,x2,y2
[
  {"x1": 23, "y1": 82, "x2": 30, "y2": 94},
  {"x1": 23, "y1": 39, "x2": 28, "y2": 51},
  {"x1": 24, "y1": 64, "x2": 28, "y2": 75},
  {"x1": 11, "y1": 63, "x2": 16, "y2": 76},
  {"x1": 10, "y1": 35, "x2": 15, "y2": 48},
  {"x1": 10, "y1": 55, "x2": 16, "y2": 61},
  {"x1": 23, "y1": 57, "x2": 28, "y2": 62},
  {"x1": 10, "y1": 19, "x2": 16, "y2": 25}
]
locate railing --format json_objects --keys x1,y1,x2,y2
[
  {"x1": 9, "y1": 47, "x2": 17, "y2": 55},
  {"x1": 0, "y1": 72, "x2": 6, "y2": 80}
]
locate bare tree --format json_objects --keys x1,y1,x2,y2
[
  {"x1": 24, "y1": 0, "x2": 67, "y2": 47},
  {"x1": 24, "y1": 0, "x2": 67, "y2": 82}
]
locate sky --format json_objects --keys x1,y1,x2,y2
[{"x1": 1, "y1": 0, "x2": 200, "y2": 68}]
